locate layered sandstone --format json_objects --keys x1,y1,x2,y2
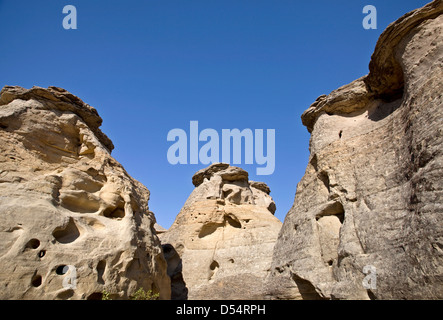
[
  {"x1": 0, "y1": 86, "x2": 170, "y2": 300},
  {"x1": 267, "y1": 1, "x2": 443, "y2": 300},
  {"x1": 159, "y1": 163, "x2": 282, "y2": 299}
]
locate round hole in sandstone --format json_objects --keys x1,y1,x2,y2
[
  {"x1": 228, "y1": 258, "x2": 234, "y2": 264},
  {"x1": 208, "y1": 260, "x2": 220, "y2": 283},
  {"x1": 52, "y1": 218, "x2": 81, "y2": 244},
  {"x1": 328, "y1": 260, "x2": 333, "y2": 266},
  {"x1": 210, "y1": 260, "x2": 219, "y2": 271},
  {"x1": 38, "y1": 250, "x2": 46, "y2": 258},
  {"x1": 103, "y1": 206, "x2": 125, "y2": 220},
  {"x1": 31, "y1": 274, "x2": 42, "y2": 287},
  {"x1": 26, "y1": 238, "x2": 40, "y2": 249},
  {"x1": 56, "y1": 265, "x2": 68, "y2": 275}
]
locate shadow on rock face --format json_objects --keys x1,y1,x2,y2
[{"x1": 162, "y1": 243, "x2": 188, "y2": 300}]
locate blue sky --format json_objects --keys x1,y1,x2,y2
[{"x1": 0, "y1": 0, "x2": 429, "y2": 228}]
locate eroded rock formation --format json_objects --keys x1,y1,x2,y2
[
  {"x1": 0, "y1": 86, "x2": 170, "y2": 300},
  {"x1": 159, "y1": 163, "x2": 282, "y2": 299},
  {"x1": 267, "y1": 1, "x2": 443, "y2": 299}
]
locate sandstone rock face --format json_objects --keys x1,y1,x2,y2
[
  {"x1": 267, "y1": 1, "x2": 443, "y2": 300},
  {"x1": 159, "y1": 163, "x2": 282, "y2": 299},
  {"x1": 0, "y1": 86, "x2": 170, "y2": 299}
]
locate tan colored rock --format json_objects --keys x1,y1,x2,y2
[
  {"x1": 0, "y1": 86, "x2": 170, "y2": 300},
  {"x1": 160, "y1": 163, "x2": 282, "y2": 299},
  {"x1": 267, "y1": 1, "x2": 443, "y2": 300},
  {"x1": 154, "y1": 223, "x2": 167, "y2": 235}
]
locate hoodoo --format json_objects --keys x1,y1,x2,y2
[
  {"x1": 266, "y1": 1, "x2": 443, "y2": 300},
  {"x1": 0, "y1": 86, "x2": 170, "y2": 300},
  {"x1": 159, "y1": 163, "x2": 282, "y2": 299}
]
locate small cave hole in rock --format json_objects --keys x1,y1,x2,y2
[
  {"x1": 210, "y1": 261, "x2": 219, "y2": 270},
  {"x1": 26, "y1": 238, "x2": 40, "y2": 250},
  {"x1": 315, "y1": 202, "x2": 345, "y2": 223},
  {"x1": 208, "y1": 260, "x2": 220, "y2": 282},
  {"x1": 57, "y1": 289, "x2": 74, "y2": 300},
  {"x1": 52, "y1": 218, "x2": 81, "y2": 244},
  {"x1": 103, "y1": 206, "x2": 125, "y2": 219},
  {"x1": 339, "y1": 130, "x2": 343, "y2": 139},
  {"x1": 56, "y1": 265, "x2": 69, "y2": 275},
  {"x1": 31, "y1": 274, "x2": 42, "y2": 287},
  {"x1": 228, "y1": 258, "x2": 235, "y2": 264},
  {"x1": 87, "y1": 292, "x2": 103, "y2": 300},
  {"x1": 38, "y1": 250, "x2": 46, "y2": 258},
  {"x1": 222, "y1": 188, "x2": 232, "y2": 199},
  {"x1": 198, "y1": 223, "x2": 221, "y2": 238},
  {"x1": 225, "y1": 215, "x2": 241, "y2": 229},
  {"x1": 328, "y1": 260, "x2": 334, "y2": 266}
]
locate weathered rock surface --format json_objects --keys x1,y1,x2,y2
[
  {"x1": 159, "y1": 163, "x2": 282, "y2": 299},
  {"x1": 267, "y1": 1, "x2": 443, "y2": 300},
  {"x1": 0, "y1": 86, "x2": 170, "y2": 300}
]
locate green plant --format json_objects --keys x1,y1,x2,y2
[
  {"x1": 102, "y1": 290, "x2": 112, "y2": 300},
  {"x1": 130, "y1": 287, "x2": 160, "y2": 300}
]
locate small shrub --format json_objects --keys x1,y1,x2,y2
[
  {"x1": 101, "y1": 288, "x2": 159, "y2": 300},
  {"x1": 130, "y1": 288, "x2": 160, "y2": 300},
  {"x1": 102, "y1": 290, "x2": 112, "y2": 300}
]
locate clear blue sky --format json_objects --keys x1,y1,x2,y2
[{"x1": 0, "y1": 0, "x2": 429, "y2": 228}]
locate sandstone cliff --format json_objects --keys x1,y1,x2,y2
[
  {"x1": 267, "y1": 1, "x2": 443, "y2": 299},
  {"x1": 0, "y1": 86, "x2": 170, "y2": 299},
  {"x1": 159, "y1": 163, "x2": 282, "y2": 299}
]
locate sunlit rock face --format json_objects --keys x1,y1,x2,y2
[
  {"x1": 0, "y1": 86, "x2": 170, "y2": 300},
  {"x1": 267, "y1": 1, "x2": 443, "y2": 300},
  {"x1": 159, "y1": 163, "x2": 282, "y2": 300}
]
